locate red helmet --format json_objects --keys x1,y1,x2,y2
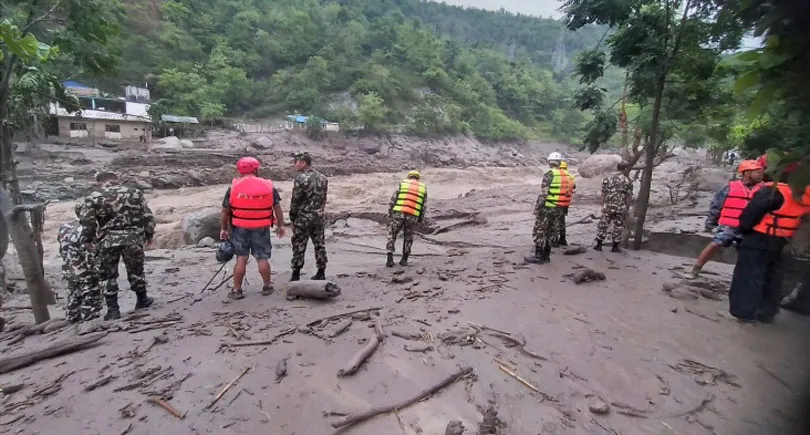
[
  {"x1": 236, "y1": 157, "x2": 260, "y2": 174},
  {"x1": 758, "y1": 153, "x2": 799, "y2": 174}
]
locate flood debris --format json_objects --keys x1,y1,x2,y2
[
  {"x1": 610, "y1": 401, "x2": 652, "y2": 418},
  {"x1": 673, "y1": 393, "x2": 715, "y2": 418},
  {"x1": 148, "y1": 396, "x2": 185, "y2": 419},
  {"x1": 404, "y1": 343, "x2": 433, "y2": 352},
  {"x1": 391, "y1": 330, "x2": 423, "y2": 341},
  {"x1": 0, "y1": 383, "x2": 24, "y2": 395},
  {"x1": 670, "y1": 359, "x2": 740, "y2": 387},
  {"x1": 305, "y1": 306, "x2": 382, "y2": 327},
  {"x1": 1, "y1": 318, "x2": 72, "y2": 344},
  {"x1": 327, "y1": 319, "x2": 352, "y2": 338},
  {"x1": 497, "y1": 365, "x2": 554, "y2": 401},
  {"x1": 85, "y1": 374, "x2": 118, "y2": 392},
  {"x1": 587, "y1": 396, "x2": 610, "y2": 414},
  {"x1": 286, "y1": 280, "x2": 342, "y2": 300},
  {"x1": 275, "y1": 357, "x2": 289, "y2": 383},
  {"x1": 0, "y1": 331, "x2": 107, "y2": 374},
  {"x1": 445, "y1": 420, "x2": 466, "y2": 435},
  {"x1": 208, "y1": 365, "x2": 252, "y2": 410},
  {"x1": 338, "y1": 318, "x2": 384, "y2": 377},
  {"x1": 220, "y1": 326, "x2": 296, "y2": 348},
  {"x1": 569, "y1": 269, "x2": 606, "y2": 285},
  {"x1": 330, "y1": 366, "x2": 473, "y2": 430}
]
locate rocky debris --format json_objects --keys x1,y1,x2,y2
[
  {"x1": 445, "y1": 420, "x2": 466, "y2": 435},
  {"x1": 181, "y1": 209, "x2": 221, "y2": 245},
  {"x1": 577, "y1": 154, "x2": 622, "y2": 179},
  {"x1": 196, "y1": 237, "x2": 217, "y2": 248},
  {"x1": 152, "y1": 136, "x2": 183, "y2": 150},
  {"x1": 588, "y1": 396, "x2": 610, "y2": 414},
  {"x1": 251, "y1": 136, "x2": 274, "y2": 149},
  {"x1": 569, "y1": 269, "x2": 606, "y2": 285},
  {"x1": 180, "y1": 139, "x2": 194, "y2": 149}
]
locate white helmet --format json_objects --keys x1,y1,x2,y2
[{"x1": 547, "y1": 152, "x2": 563, "y2": 162}]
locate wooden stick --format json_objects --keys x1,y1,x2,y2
[
  {"x1": 683, "y1": 306, "x2": 719, "y2": 323},
  {"x1": 497, "y1": 365, "x2": 554, "y2": 401},
  {"x1": 0, "y1": 332, "x2": 107, "y2": 375},
  {"x1": 201, "y1": 262, "x2": 228, "y2": 294},
  {"x1": 128, "y1": 321, "x2": 183, "y2": 334},
  {"x1": 305, "y1": 306, "x2": 383, "y2": 327},
  {"x1": 468, "y1": 321, "x2": 512, "y2": 336},
  {"x1": 221, "y1": 327, "x2": 296, "y2": 347},
  {"x1": 148, "y1": 396, "x2": 185, "y2": 419},
  {"x1": 337, "y1": 334, "x2": 381, "y2": 377},
  {"x1": 207, "y1": 366, "x2": 251, "y2": 410},
  {"x1": 331, "y1": 366, "x2": 473, "y2": 429}
]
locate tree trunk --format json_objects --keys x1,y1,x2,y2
[
  {"x1": 0, "y1": 90, "x2": 51, "y2": 323},
  {"x1": 631, "y1": 81, "x2": 666, "y2": 250}
]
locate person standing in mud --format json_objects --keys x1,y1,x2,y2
[
  {"x1": 386, "y1": 170, "x2": 428, "y2": 267},
  {"x1": 219, "y1": 157, "x2": 286, "y2": 299},
  {"x1": 289, "y1": 151, "x2": 329, "y2": 281},
  {"x1": 80, "y1": 172, "x2": 156, "y2": 320},
  {"x1": 552, "y1": 160, "x2": 576, "y2": 247},
  {"x1": 58, "y1": 203, "x2": 103, "y2": 323},
  {"x1": 526, "y1": 152, "x2": 569, "y2": 264},
  {"x1": 594, "y1": 162, "x2": 633, "y2": 252}
]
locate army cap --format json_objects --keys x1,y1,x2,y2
[{"x1": 293, "y1": 151, "x2": 312, "y2": 165}]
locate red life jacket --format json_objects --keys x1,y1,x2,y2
[
  {"x1": 753, "y1": 183, "x2": 810, "y2": 238},
  {"x1": 718, "y1": 180, "x2": 760, "y2": 228},
  {"x1": 229, "y1": 176, "x2": 275, "y2": 229}
]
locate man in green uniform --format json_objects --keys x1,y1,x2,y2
[
  {"x1": 289, "y1": 152, "x2": 329, "y2": 281},
  {"x1": 386, "y1": 170, "x2": 428, "y2": 267}
]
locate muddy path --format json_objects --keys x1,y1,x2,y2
[{"x1": 2, "y1": 159, "x2": 809, "y2": 435}]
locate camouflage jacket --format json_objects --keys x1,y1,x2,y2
[
  {"x1": 58, "y1": 219, "x2": 95, "y2": 279},
  {"x1": 290, "y1": 169, "x2": 328, "y2": 223},
  {"x1": 533, "y1": 170, "x2": 555, "y2": 215},
  {"x1": 601, "y1": 173, "x2": 633, "y2": 213},
  {"x1": 80, "y1": 184, "x2": 156, "y2": 249}
]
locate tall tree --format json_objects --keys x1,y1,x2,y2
[
  {"x1": 563, "y1": 0, "x2": 744, "y2": 249},
  {"x1": 0, "y1": 0, "x2": 122, "y2": 323}
]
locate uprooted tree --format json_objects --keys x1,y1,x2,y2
[
  {"x1": 563, "y1": 0, "x2": 745, "y2": 249},
  {"x1": 0, "y1": 0, "x2": 122, "y2": 323}
]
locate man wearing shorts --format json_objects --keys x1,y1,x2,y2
[
  {"x1": 689, "y1": 160, "x2": 764, "y2": 279},
  {"x1": 220, "y1": 157, "x2": 286, "y2": 299}
]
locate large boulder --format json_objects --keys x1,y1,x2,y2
[
  {"x1": 180, "y1": 208, "x2": 221, "y2": 245},
  {"x1": 152, "y1": 136, "x2": 182, "y2": 150},
  {"x1": 180, "y1": 139, "x2": 195, "y2": 149},
  {"x1": 577, "y1": 154, "x2": 623, "y2": 179},
  {"x1": 251, "y1": 136, "x2": 274, "y2": 150}
]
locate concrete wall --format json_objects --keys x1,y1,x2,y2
[{"x1": 57, "y1": 117, "x2": 150, "y2": 141}]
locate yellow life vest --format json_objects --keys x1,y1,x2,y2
[
  {"x1": 544, "y1": 168, "x2": 573, "y2": 208},
  {"x1": 392, "y1": 179, "x2": 427, "y2": 217}
]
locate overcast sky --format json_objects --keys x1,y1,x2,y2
[{"x1": 439, "y1": 0, "x2": 564, "y2": 18}]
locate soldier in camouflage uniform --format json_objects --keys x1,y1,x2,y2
[
  {"x1": 526, "y1": 152, "x2": 569, "y2": 264},
  {"x1": 289, "y1": 152, "x2": 329, "y2": 281},
  {"x1": 594, "y1": 162, "x2": 633, "y2": 252},
  {"x1": 386, "y1": 170, "x2": 428, "y2": 267},
  {"x1": 58, "y1": 203, "x2": 103, "y2": 322},
  {"x1": 80, "y1": 172, "x2": 156, "y2": 320}
]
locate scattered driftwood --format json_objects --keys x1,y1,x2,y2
[
  {"x1": 338, "y1": 319, "x2": 385, "y2": 377},
  {"x1": 670, "y1": 359, "x2": 740, "y2": 387},
  {"x1": 431, "y1": 216, "x2": 486, "y2": 235},
  {"x1": 445, "y1": 420, "x2": 466, "y2": 435},
  {"x1": 563, "y1": 246, "x2": 587, "y2": 256},
  {"x1": 275, "y1": 357, "x2": 289, "y2": 383},
  {"x1": 391, "y1": 331, "x2": 422, "y2": 341},
  {"x1": 571, "y1": 269, "x2": 606, "y2": 285},
  {"x1": 330, "y1": 366, "x2": 473, "y2": 429},
  {"x1": 0, "y1": 332, "x2": 107, "y2": 374},
  {"x1": 287, "y1": 280, "x2": 341, "y2": 300},
  {"x1": 497, "y1": 365, "x2": 553, "y2": 401},
  {"x1": 221, "y1": 327, "x2": 296, "y2": 348},
  {"x1": 128, "y1": 321, "x2": 182, "y2": 334},
  {"x1": 567, "y1": 213, "x2": 599, "y2": 227},
  {"x1": 1, "y1": 318, "x2": 72, "y2": 344},
  {"x1": 306, "y1": 307, "x2": 382, "y2": 327},
  {"x1": 208, "y1": 365, "x2": 252, "y2": 410},
  {"x1": 404, "y1": 344, "x2": 433, "y2": 353},
  {"x1": 327, "y1": 319, "x2": 352, "y2": 338},
  {"x1": 148, "y1": 396, "x2": 184, "y2": 419},
  {"x1": 469, "y1": 323, "x2": 549, "y2": 361},
  {"x1": 85, "y1": 374, "x2": 117, "y2": 392},
  {"x1": 1, "y1": 383, "x2": 24, "y2": 395}
]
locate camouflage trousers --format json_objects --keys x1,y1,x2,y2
[
  {"x1": 533, "y1": 207, "x2": 563, "y2": 249},
  {"x1": 65, "y1": 273, "x2": 103, "y2": 323},
  {"x1": 291, "y1": 216, "x2": 327, "y2": 270},
  {"x1": 386, "y1": 212, "x2": 420, "y2": 256},
  {"x1": 550, "y1": 208, "x2": 567, "y2": 246},
  {"x1": 596, "y1": 209, "x2": 626, "y2": 243},
  {"x1": 98, "y1": 244, "x2": 147, "y2": 300}
]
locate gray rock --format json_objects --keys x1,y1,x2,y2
[
  {"x1": 138, "y1": 170, "x2": 151, "y2": 178},
  {"x1": 152, "y1": 136, "x2": 182, "y2": 150},
  {"x1": 135, "y1": 181, "x2": 152, "y2": 191},
  {"x1": 588, "y1": 397, "x2": 610, "y2": 414},
  {"x1": 358, "y1": 142, "x2": 381, "y2": 155},
  {"x1": 180, "y1": 209, "x2": 221, "y2": 245},
  {"x1": 252, "y1": 136, "x2": 274, "y2": 149},
  {"x1": 63, "y1": 177, "x2": 74, "y2": 183},
  {"x1": 577, "y1": 154, "x2": 623, "y2": 179},
  {"x1": 196, "y1": 236, "x2": 217, "y2": 248},
  {"x1": 180, "y1": 139, "x2": 194, "y2": 149}
]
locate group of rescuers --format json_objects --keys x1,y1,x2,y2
[{"x1": 58, "y1": 150, "x2": 809, "y2": 325}]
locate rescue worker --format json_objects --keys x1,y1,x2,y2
[
  {"x1": 689, "y1": 160, "x2": 764, "y2": 279},
  {"x1": 219, "y1": 157, "x2": 286, "y2": 300},
  {"x1": 594, "y1": 162, "x2": 633, "y2": 252},
  {"x1": 552, "y1": 160, "x2": 576, "y2": 247},
  {"x1": 727, "y1": 159, "x2": 810, "y2": 323},
  {"x1": 526, "y1": 152, "x2": 570, "y2": 264},
  {"x1": 289, "y1": 151, "x2": 329, "y2": 281},
  {"x1": 781, "y1": 268, "x2": 810, "y2": 316},
  {"x1": 80, "y1": 172, "x2": 155, "y2": 320},
  {"x1": 386, "y1": 170, "x2": 428, "y2": 267},
  {"x1": 58, "y1": 203, "x2": 103, "y2": 322}
]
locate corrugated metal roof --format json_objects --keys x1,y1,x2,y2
[
  {"x1": 63, "y1": 80, "x2": 92, "y2": 89},
  {"x1": 161, "y1": 114, "x2": 200, "y2": 124},
  {"x1": 49, "y1": 103, "x2": 151, "y2": 122}
]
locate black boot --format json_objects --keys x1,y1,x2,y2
[
  {"x1": 399, "y1": 254, "x2": 409, "y2": 267},
  {"x1": 134, "y1": 292, "x2": 154, "y2": 310},
  {"x1": 593, "y1": 239, "x2": 603, "y2": 251},
  {"x1": 525, "y1": 246, "x2": 549, "y2": 264},
  {"x1": 611, "y1": 242, "x2": 621, "y2": 253},
  {"x1": 311, "y1": 268, "x2": 326, "y2": 280},
  {"x1": 386, "y1": 253, "x2": 395, "y2": 267},
  {"x1": 558, "y1": 236, "x2": 568, "y2": 247},
  {"x1": 103, "y1": 296, "x2": 121, "y2": 321},
  {"x1": 544, "y1": 245, "x2": 552, "y2": 262},
  {"x1": 290, "y1": 269, "x2": 301, "y2": 282}
]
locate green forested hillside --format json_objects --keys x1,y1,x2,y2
[{"x1": 93, "y1": 0, "x2": 615, "y2": 141}]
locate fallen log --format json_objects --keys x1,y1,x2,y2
[
  {"x1": 338, "y1": 335, "x2": 381, "y2": 377},
  {"x1": 327, "y1": 319, "x2": 352, "y2": 338},
  {"x1": 567, "y1": 213, "x2": 599, "y2": 227},
  {"x1": 305, "y1": 306, "x2": 383, "y2": 327},
  {"x1": 0, "y1": 332, "x2": 107, "y2": 374},
  {"x1": 330, "y1": 366, "x2": 473, "y2": 429},
  {"x1": 287, "y1": 280, "x2": 341, "y2": 300}
]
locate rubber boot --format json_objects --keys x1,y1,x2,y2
[
  {"x1": 399, "y1": 254, "x2": 409, "y2": 267},
  {"x1": 544, "y1": 245, "x2": 552, "y2": 262},
  {"x1": 386, "y1": 253, "x2": 395, "y2": 268},
  {"x1": 525, "y1": 246, "x2": 549, "y2": 264},
  {"x1": 611, "y1": 242, "x2": 621, "y2": 253},
  {"x1": 103, "y1": 296, "x2": 121, "y2": 321},
  {"x1": 311, "y1": 268, "x2": 326, "y2": 280},
  {"x1": 290, "y1": 269, "x2": 301, "y2": 282},
  {"x1": 558, "y1": 225, "x2": 568, "y2": 246},
  {"x1": 134, "y1": 291, "x2": 154, "y2": 310},
  {"x1": 593, "y1": 239, "x2": 603, "y2": 251}
]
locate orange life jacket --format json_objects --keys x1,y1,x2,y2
[
  {"x1": 752, "y1": 183, "x2": 810, "y2": 238},
  {"x1": 718, "y1": 180, "x2": 760, "y2": 228},
  {"x1": 229, "y1": 176, "x2": 275, "y2": 229},
  {"x1": 545, "y1": 168, "x2": 572, "y2": 208},
  {"x1": 392, "y1": 179, "x2": 427, "y2": 217}
]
